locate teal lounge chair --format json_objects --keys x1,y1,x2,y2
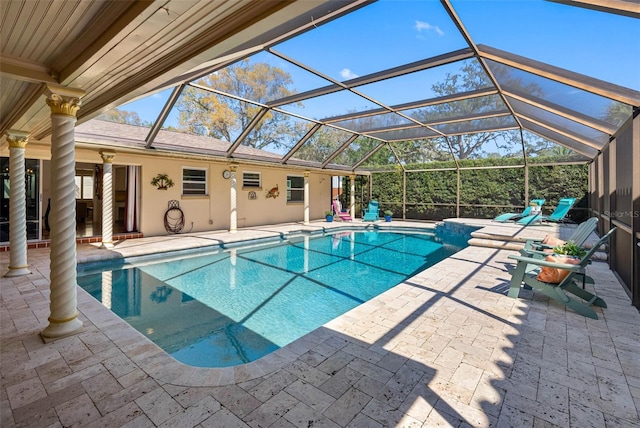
[
  {"x1": 517, "y1": 197, "x2": 577, "y2": 225},
  {"x1": 494, "y1": 199, "x2": 546, "y2": 222},
  {"x1": 518, "y1": 217, "x2": 599, "y2": 288},
  {"x1": 363, "y1": 200, "x2": 379, "y2": 222},
  {"x1": 520, "y1": 217, "x2": 598, "y2": 256},
  {"x1": 507, "y1": 227, "x2": 616, "y2": 319}
]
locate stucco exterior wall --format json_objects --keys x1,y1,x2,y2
[
  {"x1": 3, "y1": 142, "x2": 335, "y2": 238},
  {"x1": 141, "y1": 161, "x2": 332, "y2": 235}
]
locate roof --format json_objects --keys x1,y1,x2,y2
[{"x1": 75, "y1": 119, "x2": 283, "y2": 162}]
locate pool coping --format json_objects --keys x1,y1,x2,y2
[
  {"x1": 77, "y1": 224, "x2": 446, "y2": 274},
  {"x1": 73, "y1": 219, "x2": 547, "y2": 387},
  {"x1": 75, "y1": 222, "x2": 444, "y2": 265}
]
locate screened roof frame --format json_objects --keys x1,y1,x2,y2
[
  {"x1": 441, "y1": 0, "x2": 527, "y2": 139},
  {"x1": 321, "y1": 88, "x2": 501, "y2": 123},
  {"x1": 149, "y1": 71, "x2": 612, "y2": 172},
  {"x1": 137, "y1": 0, "x2": 639, "y2": 173},
  {"x1": 513, "y1": 112, "x2": 604, "y2": 150},
  {"x1": 502, "y1": 90, "x2": 618, "y2": 135},
  {"x1": 264, "y1": 50, "x2": 469, "y2": 151}
]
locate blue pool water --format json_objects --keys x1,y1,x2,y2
[{"x1": 77, "y1": 230, "x2": 467, "y2": 367}]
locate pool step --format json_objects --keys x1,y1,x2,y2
[{"x1": 468, "y1": 238, "x2": 524, "y2": 251}]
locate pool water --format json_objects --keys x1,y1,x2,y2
[{"x1": 77, "y1": 230, "x2": 467, "y2": 367}]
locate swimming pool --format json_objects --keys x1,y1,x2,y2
[{"x1": 77, "y1": 229, "x2": 468, "y2": 367}]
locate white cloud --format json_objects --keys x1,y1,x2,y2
[
  {"x1": 415, "y1": 20, "x2": 444, "y2": 36},
  {"x1": 340, "y1": 68, "x2": 359, "y2": 79}
]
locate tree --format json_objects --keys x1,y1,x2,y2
[
  {"x1": 293, "y1": 126, "x2": 350, "y2": 163},
  {"x1": 98, "y1": 108, "x2": 150, "y2": 126},
  {"x1": 604, "y1": 101, "x2": 632, "y2": 127},
  {"x1": 523, "y1": 134, "x2": 557, "y2": 158},
  {"x1": 418, "y1": 61, "x2": 535, "y2": 160},
  {"x1": 175, "y1": 60, "x2": 301, "y2": 150},
  {"x1": 391, "y1": 138, "x2": 453, "y2": 164}
]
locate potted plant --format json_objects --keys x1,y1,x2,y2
[
  {"x1": 324, "y1": 211, "x2": 334, "y2": 222},
  {"x1": 384, "y1": 210, "x2": 393, "y2": 222},
  {"x1": 151, "y1": 173, "x2": 174, "y2": 190},
  {"x1": 529, "y1": 201, "x2": 541, "y2": 215},
  {"x1": 553, "y1": 240, "x2": 586, "y2": 258}
]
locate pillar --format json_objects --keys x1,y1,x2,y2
[
  {"x1": 229, "y1": 249, "x2": 237, "y2": 290},
  {"x1": 4, "y1": 130, "x2": 31, "y2": 277},
  {"x1": 303, "y1": 235, "x2": 309, "y2": 273},
  {"x1": 101, "y1": 271, "x2": 112, "y2": 310},
  {"x1": 229, "y1": 163, "x2": 238, "y2": 233},
  {"x1": 303, "y1": 171, "x2": 310, "y2": 225},
  {"x1": 350, "y1": 232, "x2": 355, "y2": 260},
  {"x1": 100, "y1": 150, "x2": 115, "y2": 248},
  {"x1": 350, "y1": 175, "x2": 356, "y2": 219},
  {"x1": 41, "y1": 85, "x2": 85, "y2": 341}
]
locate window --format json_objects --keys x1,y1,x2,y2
[
  {"x1": 287, "y1": 176, "x2": 304, "y2": 202},
  {"x1": 242, "y1": 172, "x2": 261, "y2": 188},
  {"x1": 74, "y1": 174, "x2": 94, "y2": 199},
  {"x1": 182, "y1": 167, "x2": 207, "y2": 195}
]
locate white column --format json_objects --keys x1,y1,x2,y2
[
  {"x1": 100, "y1": 150, "x2": 115, "y2": 248},
  {"x1": 101, "y1": 271, "x2": 112, "y2": 310},
  {"x1": 303, "y1": 235, "x2": 309, "y2": 273},
  {"x1": 350, "y1": 232, "x2": 355, "y2": 260},
  {"x1": 41, "y1": 85, "x2": 85, "y2": 341},
  {"x1": 229, "y1": 163, "x2": 238, "y2": 233},
  {"x1": 350, "y1": 175, "x2": 356, "y2": 219},
  {"x1": 229, "y1": 249, "x2": 237, "y2": 290},
  {"x1": 4, "y1": 131, "x2": 31, "y2": 277},
  {"x1": 303, "y1": 171, "x2": 310, "y2": 225}
]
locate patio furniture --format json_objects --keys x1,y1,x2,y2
[
  {"x1": 518, "y1": 217, "x2": 599, "y2": 289},
  {"x1": 494, "y1": 198, "x2": 546, "y2": 222},
  {"x1": 507, "y1": 227, "x2": 616, "y2": 319},
  {"x1": 332, "y1": 199, "x2": 352, "y2": 222},
  {"x1": 520, "y1": 217, "x2": 598, "y2": 256},
  {"x1": 363, "y1": 200, "x2": 380, "y2": 222},
  {"x1": 516, "y1": 197, "x2": 577, "y2": 225}
]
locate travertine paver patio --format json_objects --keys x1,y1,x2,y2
[{"x1": 1, "y1": 220, "x2": 639, "y2": 427}]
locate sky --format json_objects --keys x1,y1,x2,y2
[{"x1": 119, "y1": 0, "x2": 640, "y2": 129}]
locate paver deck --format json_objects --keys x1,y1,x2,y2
[{"x1": 2, "y1": 220, "x2": 639, "y2": 427}]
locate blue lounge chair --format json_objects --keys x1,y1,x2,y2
[
  {"x1": 363, "y1": 200, "x2": 379, "y2": 222},
  {"x1": 507, "y1": 227, "x2": 616, "y2": 319},
  {"x1": 494, "y1": 199, "x2": 546, "y2": 222},
  {"x1": 517, "y1": 197, "x2": 577, "y2": 225}
]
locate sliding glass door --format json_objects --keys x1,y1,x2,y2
[{"x1": 0, "y1": 157, "x2": 41, "y2": 243}]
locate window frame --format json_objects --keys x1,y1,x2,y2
[
  {"x1": 286, "y1": 175, "x2": 305, "y2": 203},
  {"x1": 242, "y1": 171, "x2": 261, "y2": 189},
  {"x1": 74, "y1": 173, "x2": 94, "y2": 200},
  {"x1": 182, "y1": 167, "x2": 208, "y2": 196}
]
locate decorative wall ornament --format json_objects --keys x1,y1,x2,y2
[
  {"x1": 151, "y1": 173, "x2": 174, "y2": 190},
  {"x1": 266, "y1": 184, "x2": 279, "y2": 198},
  {"x1": 248, "y1": 191, "x2": 257, "y2": 200}
]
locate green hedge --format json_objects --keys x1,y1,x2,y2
[
  {"x1": 367, "y1": 160, "x2": 588, "y2": 221},
  {"x1": 529, "y1": 164, "x2": 589, "y2": 222}
]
